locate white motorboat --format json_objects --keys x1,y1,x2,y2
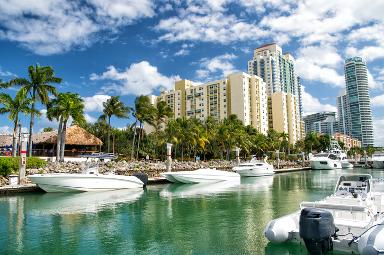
[
  {"x1": 310, "y1": 152, "x2": 342, "y2": 170},
  {"x1": 28, "y1": 167, "x2": 146, "y2": 192},
  {"x1": 329, "y1": 140, "x2": 353, "y2": 169},
  {"x1": 232, "y1": 156, "x2": 274, "y2": 177},
  {"x1": 264, "y1": 174, "x2": 384, "y2": 254},
  {"x1": 372, "y1": 152, "x2": 384, "y2": 169},
  {"x1": 161, "y1": 168, "x2": 240, "y2": 184}
]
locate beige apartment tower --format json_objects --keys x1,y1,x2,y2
[{"x1": 150, "y1": 72, "x2": 269, "y2": 135}]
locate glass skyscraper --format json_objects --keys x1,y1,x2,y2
[{"x1": 344, "y1": 57, "x2": 374, "y2": 147}]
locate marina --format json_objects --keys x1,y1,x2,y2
[{"x1": 1, "y1": 167, "x2": 384, "y2": 254}]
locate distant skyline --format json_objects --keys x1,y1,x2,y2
[{"x1": 0, "y1": 0, "x2": 384, "y2": 145}]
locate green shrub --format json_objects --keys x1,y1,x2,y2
[{"x1": 0, "y1": 157, "x2": 47, "y2": 176}]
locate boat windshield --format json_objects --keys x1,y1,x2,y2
[
  {"x1": 372, "y1": 154, "x2": 384, "y2": 158},
  {"x1": 334, "y1": 175, "x2": 372, "y2": 194},
  {"x1": 313, "y1": 153, "x2": 329, "y2": 158}
]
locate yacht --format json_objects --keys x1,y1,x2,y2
[
  {"x1": 264, "y1": 174, "x2": 384, "y2": 254},
  {"x1": 328, "y1": 139, "x2": 353, "y2": 169},
  {"x1": 372, "y1": 152, "x2": 384, "y2": 169},
  {"x1": 161, "y1": 168, "x2": 240, "y2": 184},
  {"x1": 232, "y1": 156, "x2": 274, "y2": 177},
  {"x1": 28, "y1": 167, "x2": 147, "y2": 192},
  {"x1": 310, "y1": 152, "x2": 342, "y2": 170}
]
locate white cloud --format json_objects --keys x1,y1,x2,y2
[
  {"x1": 84, "y1": 113, "x2": 97, "y2": 123},
  {"x1": 0, "y1": 0, "x2": 154, "y2": 55},
  {"x1": 373, "y1": 118, "x2": 384, "y2": 146},
  {"x1": 82, "y1": 94, "x2": 111, "y2": 112},
  {"x1": 302, "y1": 87, "x2": 337, "y2": 116},
  {"x1": 91, "y1": 61, "x2": 180, "y2": 95},
  {"x1": 196, "y1": 53, "x2": 237, "y2": 79},
  {"x1": 0, "y1": 126, "x2": 11, "y2": 134},
  {"x1": 0, "y1": 67, "x2": 16, "y2": 77},
  {"x1": 295, "y1": 45, "x2": 345, "y2": 87},
  {"x1": 371, "y1": 94, "x2": 384, "y2": 107}
]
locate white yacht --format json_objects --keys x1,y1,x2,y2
[
  {"x1": 264, "y1": 174, "x2": 384, "y2": 254},
  {"x1": 328, "y1": 140, "x2": 353, "y2": 169},
  {"x1": 161, "y1": 168, "x2": 240, "y2": 184},
  {"x1": 310, "y1": 152, "x2": 342, "y2": 170},
  {"x1": 232, "y1": 156, "x2": 274, "y2": 177},
  {"x1": 28, "y1": 167, "x2": 146, "y2": 192},
  {"x1": 372, "y1": 152, "x2": 384, "y2": 169}
]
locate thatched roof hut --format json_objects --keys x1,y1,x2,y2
[
  {"x1": 33, "y1": 125, "x2": 102, "y2": 146},
  {"x1": 0, "y1": 135, "x2": 12, "y2": 147}
]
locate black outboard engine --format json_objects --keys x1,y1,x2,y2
[
  {"x1": 132, "y1": 173, "x2": 148, "y2": 186},
  {"x1": 299, "y1": 208, "x2": 336, "y2": 255}
]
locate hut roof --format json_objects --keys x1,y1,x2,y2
[
  {"x1": 34, "y1": 125, "x2": 103, "y2": 146},
  {"x1": 0, "y1": 135, "x2": 12, "y2": 147}
]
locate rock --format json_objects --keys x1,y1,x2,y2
[{"x1": 0, "y1": 176, "x2": 8, "y2": 186}]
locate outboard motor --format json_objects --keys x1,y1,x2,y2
[
  {"x1": 299, "y1": 208, "x2": 336, "y2": 255},
  {"x1": 132, "y1": 173, "x2": 148, "y2": 186}
]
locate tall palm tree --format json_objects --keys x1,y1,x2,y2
[
  {"x1": 148, "y1": 100, "x2": 173, "y2": 134},
  {"x1": 0, "y1": 93, "x2": 35, "y2": 156},
  {"x1": 47, "y1": 93, "x2": 85, "y2": 161},
  {"x1": 100, "y1": 96, "x2": 130, "y2": 153},
  {"x1": 8, "y1": 65, "x2": 61, "y2": 156},
  {"x1": 134, "y1": 96, "x2": 155, "y2": 159}
]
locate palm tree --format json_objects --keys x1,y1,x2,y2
[
  {"x1": 0, "y1": 93, "x2": 35, "y2": 156},
  {"x1": 47, "y1": 93, "x2": 85, "y2": 161},
  {"x1": 100, "y1": 96, "x2": 130, "y2": 153},
  {"x1": 134, "y1": 96, "x2": 155, "y2": 159},
  {"x1": 8, "y1": 65, "x2": 61, "y2": 156}
]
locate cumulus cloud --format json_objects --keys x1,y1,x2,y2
[
  {"x1": 91, "y1": 61, "x2": 180, "y2": 95},
  {"x1": 196, "y1": 53, "x2": 238, "y2": 79},
  {"x1": 0, "y1": 0, "x2": 154, "y2": 55},
  {"x1": 295, "y1": 45, "x2": 345, "y2": 87},
  {"x1": 302, "y1": 87, "x2": 337, "y2": 116},
  {"x1": 371, "y1": 94, "x2": 384, "y2": 107},
  {"x1": 373, "y1": 118, "x2": 384, "y2": 146},
  {"x1": 82, "y1": 94, "x2": 111, "y2": 112}
]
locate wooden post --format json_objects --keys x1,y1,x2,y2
[
  {"x1": 166, "y1": 143, "x2": 173, "y2": 172},
  {"x1": 19, "y1": 134, "x2": 28, "y2": 184}
]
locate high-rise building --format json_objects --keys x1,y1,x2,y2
[
  {"x1": 336, "y1": 91, "x2": 349, "y2": 135},
  {"x1": 303, "y1": 112, "x2": 338, "y2": 136},
  {"x1": 152, "y1": 72, "x2": 269, "y2": 134},
  {"x1": 268, "y1": 92, "x2": 302, "y2": 144},
  {"x1": 247, "y1": 43, "x2": 303, "y2": 118},
  {"x1": 344, "y1": 57, "x2": 374, "y2": 147}
]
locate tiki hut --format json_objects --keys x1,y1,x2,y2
[
  {"x1": 32, "y1": 125, "x2": 103, "y2": 157},
  {"x1": 0, "y1": 135, "x2": 13, "y2": 156}
]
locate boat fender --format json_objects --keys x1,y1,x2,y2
[
  {"x1": 299, "y1": 208, "x2": 335, "y2": 255},
  {"x1": 264, "y1": 216, "x2": 296, "y2": 243},
  {"x1": 358, "y1": 224, "x2": 384, "y2": 255},
  {"x1": 132, "y1": 173, "x2": 148, "y2": 186}
]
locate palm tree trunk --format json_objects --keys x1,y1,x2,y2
[
  {"x1": 12, "y1": 116, "x2": 18, "y2": 157},
  {"x1": 136, "y1": 122, "x2": 143, "y2": 159},
  {"x1": 131, "y1": 120, "x2": 137, "y2": 160},
  {"x1": 56, "y1": 118, "x2": 63, "y2": 162},
  {"x1": 107, "y1": 116, "x2": 111, "y2": 153},
  {"x1": 60, "y1": 120, "x2": 67, "y2": 162},
  {"x1": 28, "y1": 89, "x2": 36, "y2": 157}
]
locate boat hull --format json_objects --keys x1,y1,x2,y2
[
  {"x1": 28, "y1": 174, "x2": 144, "y2": 192},
  {"x1": 160, "y1": 169, "x2": 240, "y2": 184},
  {"x1": 234, "y1": 168, "x2": 273, "y2": 177},
  {"x1": 310, "y1": 160, "x2": 342, "y2": 170}
]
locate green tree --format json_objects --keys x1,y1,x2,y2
[
  {"x1": 43, "y1": 127, "x2": 54, "y2": 132},
  {"x1": 100, "y1": 96, "x2": 130, "y2": 153},
  {"x1": 0, "y1": 93, "x2": 35, "y2": 157},
  {"x1": 47, "y1": 93, "x2": 85, "y2": 161},
  {"x1": 148, "y1": 100, "x2": 173, "y2": 134},
  {"x1": 8, "y1": 65, "x2": 61, "y2": 156}
]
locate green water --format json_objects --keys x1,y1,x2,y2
[{"x1": 1, "y1": 168, "x2": 384, "y2": 255}]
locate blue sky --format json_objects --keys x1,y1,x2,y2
[{"x1": 0, "y1": 0, "x2": 384, "y2": 145}]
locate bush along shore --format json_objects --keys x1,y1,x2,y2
[{"x1": 0, "y1": 159, "x2": 310, "y2": 186}]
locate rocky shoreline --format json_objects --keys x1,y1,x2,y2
[{"x1": 0, "y1": 160, "x2": 310, "y2": 186}]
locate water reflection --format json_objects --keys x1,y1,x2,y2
[{"x1": 160, "y1": 180, "x2": 240, "y2": 198}]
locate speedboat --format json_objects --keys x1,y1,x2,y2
[
  {"x1": 372, "y1": 152, "x2": 384, "y2": 169},
  {"x1": 160, "y1": 168, "x2": 240, "y2": 184},
  {"x1": 310, "y1": 152, "x2": 342, "y2": 170},
  {"x1": 264, "y1": 174, "x2": 384, "y2": 254},
  {"x1": 232, "y1": 156, "x2": 274, "y2": 177},
  {"x1": 28, "y1": 167, "x2": 147, "y2": 192}
]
